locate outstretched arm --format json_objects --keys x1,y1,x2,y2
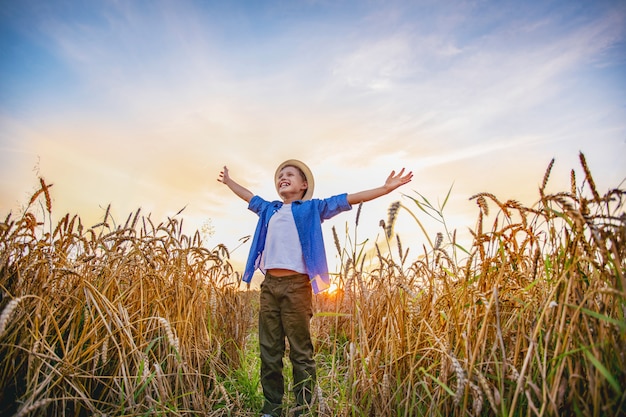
[
  {"x1": 217, "y1": 166, "x2": 254, "y2": 203},
  {"x1": 347, "y1": 168, "x2": 413, "y2": 205}
]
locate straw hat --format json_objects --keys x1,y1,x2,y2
[{"x1": 275, "y1": 159, "x2": 315, "y2": 200}]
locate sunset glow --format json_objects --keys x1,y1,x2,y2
[{"x1": 326, "y1": 283, "x2": 340, "y2": 296}]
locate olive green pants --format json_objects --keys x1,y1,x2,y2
[{"x1": 259, "y1": 272, "x2": 315, "y2": 417}]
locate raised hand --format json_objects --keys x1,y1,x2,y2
[
  {"x1": 347, "y1": 167, "x2": 413, "y2": 205},
  {"x1": 217, "y1": 166, "x2": 230, "y2": 184},
  {"x1": 384, "y1": 168, "x2": 413, "y2": 192},
  {"x1": 217, "y1": 165, "x2": 253, "y2": 202}
]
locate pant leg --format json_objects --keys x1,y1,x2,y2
[
  {"x1": 259, "y1": 277, "x2": 286, "y2": 416},
  {"x1": 282, "y1": 275, "x2": 316, "y2": 414}
]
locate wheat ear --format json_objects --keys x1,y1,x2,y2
[
  {"x1": 14, "y1": 398, "x2": 56, "y2": 417},
  {"x1": 0, "y1": 296, "x2": 25, "y2": 336},
  {"x1": 154, "y1": 316, "x2": 180, "y2": 352},
  {"x1": 450, "y1": 353, "x2": 466, "y2": 405}
]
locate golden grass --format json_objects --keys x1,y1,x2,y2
[
  {"x1": 1, "y1": 152, "x2": 624, "y2": 416},
  {"x1": 0, "y1": 203, "x2": 253, "y2": 416},
  {"x1": 312, "y1": 153, "x2": 625, "y2": 416}
]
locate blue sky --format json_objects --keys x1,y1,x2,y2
[{"x1": 1, "y1": 0, "x2": 625, "y2": 279}]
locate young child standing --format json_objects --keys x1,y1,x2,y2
[{"x1": 217, "y1": 160, "x2": 412, "y2": 417}]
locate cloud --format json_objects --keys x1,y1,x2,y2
[{"x1": 1, "y1": 0, "x2": 624, "y2": 264}]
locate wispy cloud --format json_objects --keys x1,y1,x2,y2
[{"x1": 1, "y1": 0, "x2": 624, "y2": 255}]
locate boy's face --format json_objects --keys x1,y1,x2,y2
[{"x1": 276, "y1": 166, "x2": 308, "y2": 200}]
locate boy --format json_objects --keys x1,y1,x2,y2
[{"x1": 217, "y1": 160, "x2": 412, "y2": 416}]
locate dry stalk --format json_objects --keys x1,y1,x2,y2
[
  {"x1": 153, "y1": 316, "x2": 180, "y2": 353},
  {"x1": 0, "y1": 296, "x2": 26, "y2": 336},
  {"x1": 475, "y1": 369, "x2": 498, "y2": 414},
  {"x1": 450, "y1": 353, "x2": 467, "y2": 406},
  {"x1": 13, "y1": 398, "x2": 57, "y2": 417},
  {"x1": 314, "y1": 384, "x2": 330, "y2": 416},
  {"x1": 469, "y1": 380, "x2": 483, "y2": 416}
]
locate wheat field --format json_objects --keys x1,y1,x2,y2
[{"x1": 1, "y1": 152, "x2": 624, "y2": 416}]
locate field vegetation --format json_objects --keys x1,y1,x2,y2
[{"x1": 1, "y1": 153, "x2": 624, "y2": 416}]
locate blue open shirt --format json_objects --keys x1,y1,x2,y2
[{"x1": 243, "y1": 193, "x2": 352, "y2": 293}]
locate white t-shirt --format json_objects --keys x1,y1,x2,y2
[{"x1": 261, "y1": 204, "x2": 307, "y2": 274}]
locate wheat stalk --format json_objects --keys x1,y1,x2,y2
[
  {"x1": 450, "y1": 353, "x2": 466, "y2": 406},
  {"x1": 540, "y1": 158, "x2": 555, "y2": 197},
  {"x1": 469, "y1": 380, "x2": 483, "y2": 416},
  {"x1": 40, "y1": 177, "x2": 52, "y2": 213},
  {"x1": 100, "y1": 337, "x2": 109, "y2": 364},
  {"x1": 386, "y1": 201, "x2": 400, "y2": 238},
  {"x1": 355, "y1": 202, "x2": 363, "y2": 227},
  {"x1": 0, "y1": 296, "x2": 25, "y2": 336},
  {"x1": 14, "y1": 398, "x2": 56, "y2": 417},
  {"x1": 579, "y1": 152, "x2": 601, "y2": 203},
  {"x1": 315, "y1": 384, "x2": 330, "y2": 415},
  {"x1": 153, "y1": 316, "x2": 180, "y2": 353},
  {"x1": 475, "y1": 369, "x2": 497, "y2": 414}
]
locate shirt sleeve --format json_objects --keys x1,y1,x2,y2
[
  {"x1": 248, "y1": 195, "x2": 268, "y2": 215},
  {"x1": 318, "y1": 193, "x2": 352, "y2": 220}
]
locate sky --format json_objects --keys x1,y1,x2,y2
[{"x1": 1, "y1": 0, "x2": 625, "y2": 282}]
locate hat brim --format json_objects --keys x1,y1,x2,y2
[{"x1": 275, "y1": 159, "x2": 315, "y2": 201}]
